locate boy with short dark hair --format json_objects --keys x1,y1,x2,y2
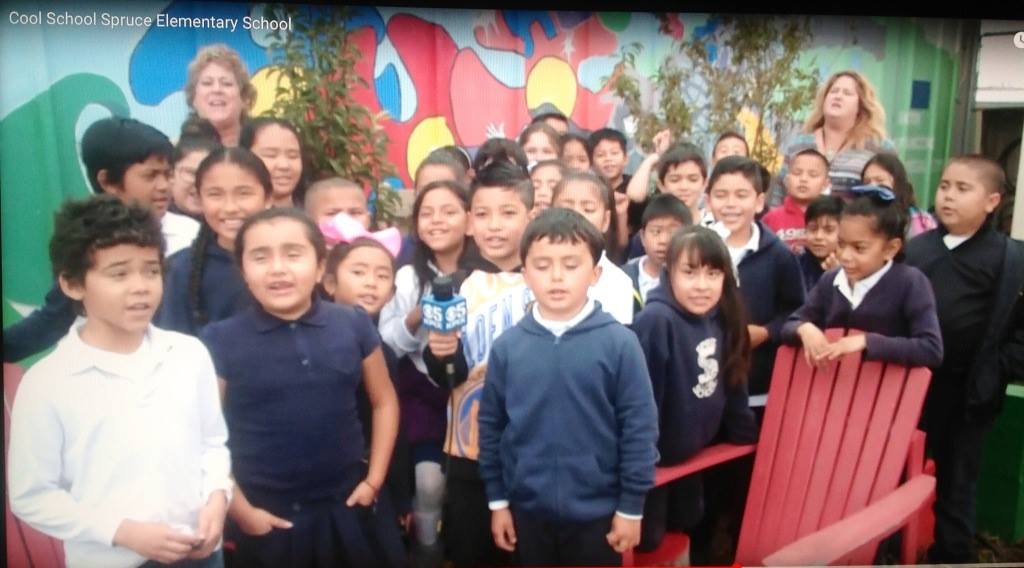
[
  {"x1": 706, "y1": 156, "x2": 806, "y2": 399},
  {"x1": 3, "y1": 117, "x2": 198, "y2": 363},
  {"x1": 423, "y1": 160, "x2": 534, "y2": 567},
  {"x1": 623, "y1": 193, "x2": 693, "y2": 314},
  {"x1": 479, "y1": 207, "x2": 658, "y2": 566},
  {"x1": 8, "y1": 195, "x2": 232, "y2": 568},
  {"x1": 589, "y1": 127, "x2": 642, "y2": 239},
  {"x1": 798, "y1": 195, "x2": 844, "y2": 292},
  {"x1": 762, "y1": 148, "x2": 830, "y2": 254},
  {"x1": 905, "y1": 154, "x2": 1024, "y2": 563}
]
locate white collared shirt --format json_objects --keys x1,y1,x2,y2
[
  {"x1": 8, "y1": 324, "x2": 232, "y2": 568},
  {"x1": 161, "y1": 211, "x2": 200, "y2": 256},
  {"x1": 711, "y1": 221, "x2": 760, "y2": 282},
  {"x1": 833, "y1": 260, "x2": 894, "y2": 310},
  {"x1": 637, "y1": 256, "x2": 661, "y2": 304},
  {"x1": 532, "y1": 297, "x2": 596, "y2": 338},
  {"x1": 943, "y1": 233, "x2": 972, "y2": 250},
  {"x1": 590, "y1": 252, "x2": 635, "y2": 325}
]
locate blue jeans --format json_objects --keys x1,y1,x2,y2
[{"x1": 140, "y1": 548, "x2": 224, "y2": 568}]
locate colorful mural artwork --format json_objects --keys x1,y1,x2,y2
[{"x1": 0, "y1": 2, "x2": 966, "y2": 352}]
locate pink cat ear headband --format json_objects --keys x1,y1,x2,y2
[{"x1": 318, "y1": 213, "x2": 402, "y2": 258}]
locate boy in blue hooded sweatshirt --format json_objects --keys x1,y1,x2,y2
[
  {"x1": 478, "y1": 208, "x2": 659, "y2": 566},
  {"x1": 632, "y1": 225, "x2": 759, "y2": 550}
]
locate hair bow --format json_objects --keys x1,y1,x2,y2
[
  {"x1": 847, "y1": 184, "x2": 895, "y2": 202},
  {"x1": 318, "y1": 213, "x2": 402, "y2": 258}
]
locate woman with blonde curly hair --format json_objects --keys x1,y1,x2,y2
[
  {"x1": 185, "y1": 44, "x2": 256, "y2": 146},
  {"x1": 773, "y1": 70, "x2": 896, "y2": 205}
]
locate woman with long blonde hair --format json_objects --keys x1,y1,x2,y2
[{"x1": 774, "y1": 70, "x2": 896, "y2": 205}]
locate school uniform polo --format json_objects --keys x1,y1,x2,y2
[
  {"x1": 8, "y1": 324, "x2": 232, "y2": 568},
  {"x1": 161, "y1": 211, "x2": 200, "y2": 256},
  {"x1": 200, "y1": 298, "x2": 379, "y2": 501}
]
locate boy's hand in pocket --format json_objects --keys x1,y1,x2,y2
[{"x1": 236, "y1": 505, "x2": 293, "y2": 536}]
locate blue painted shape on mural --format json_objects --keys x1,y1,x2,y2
[
  {"x1": 708, "y1": 44, "x2": 718, "y2": 63},
  {"x1": 693, "y1": 18, "x2": 719, "y2": 41},
  {"x1": 130, "y1": 1, "x2": 270, "y2": 105},
  {"x1": 911, "y1": 80, "x2": 931, "y2": 109},
  {"x1": 383, "y1": 176, "x2": 404, "y2": 190},
  {"x1": 376, "y1": 64, "x2": 401, "y2": 120},
  {"x1": 556, "y1": 12, "x2": 590, "y2": 29},
  {"x1": 501, "y1": 11, "x2": 557, "y2": 57},
  {"x1": 347, "y1": 5, "x2": 386, "y2": 44}
]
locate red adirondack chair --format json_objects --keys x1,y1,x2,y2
[
  {"x1": 626, "y1": 328, "x2": 936, "y2": 566},
  {"x1": 5, "y1": 363, "x2": 66, "y2": 568}
]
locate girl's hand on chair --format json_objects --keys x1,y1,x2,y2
[
  {"x1": 797, "y1": 323, "x2": 830, "y2": 367},
  {"x1": 748, "y1": 324, "x2": 770, "y2": 348},
  {"x1": 606, "y1": 514, "x2": 641, "y2": 553},
  {"x1": 346, "y1": 479, "x2": 379, "y2": 507},
  {"x1": 821, "y1": 335, "x2": 867, "y2": 361}
]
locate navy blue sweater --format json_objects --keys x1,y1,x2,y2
[
  {"x1": 156, "y1": 240, "x2": 251, "y2": 336},
  {"x1": 797, "y1": 251, "x2": 827, "y2": 294},
  {"x1": 781, "y1": 263, "x2": 944, "y2": 368},
  {"x1": 737, "y1": 223, "x2": 806, "y2": 395},
  {"x1": 632, "y1": 281, "x2": 758, "y2": 465},
  {"x1": 3, "y1": 281, "x2": 76, "y2": 362},
  {"x1": 477, "y1": 306, "x2": 658, "y2": 521}
]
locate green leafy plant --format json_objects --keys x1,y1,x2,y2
[
  {"x1": 264, "y1": 4, "x2": 400, "y2": 227},
  {"x1": 607, "y1": 14, "x2": 819, "y2": 172}
]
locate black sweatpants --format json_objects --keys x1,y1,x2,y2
[
  {"x1": 511, "y1": 508, "x2": 621, "y2": 566},
  {"x1": 443, "y1": 458, "x2": 511, "y2": 568}
]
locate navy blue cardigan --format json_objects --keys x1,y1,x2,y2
[{"x1": 781, "y1": 263, "x2": 944, "y2": 368}]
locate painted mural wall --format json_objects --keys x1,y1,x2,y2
[{"x1": 0, "y1": 1, "x2": 964, "y2": 341}]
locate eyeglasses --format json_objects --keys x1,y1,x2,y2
[{"x1": 846, "y1": 184, "x2": 895, "y2": 202}]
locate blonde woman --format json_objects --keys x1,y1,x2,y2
[
  {"x1": 184, "y1": 44, "x2": 256, "y2": 146},
  {"x1": 774, "y1": 71, "x2": 896, "y2": 205}
]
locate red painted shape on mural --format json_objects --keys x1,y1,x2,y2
[{"x1": 450, "y1": 49, "x2": 529, "y2": 147}]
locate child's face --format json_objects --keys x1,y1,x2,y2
[
  {"x1": 109, "y1": 155, "x2": 173, "y2": 220},
  {"x1": 171, "y1": 150, "x2": 207, "y2": 216},
  {"x1": 934, "y1": 162, "x2": 1001, "y2": 236},
  {"x1": 417, "y1": 188, "x2": 469, "y2": 256},
  {"x1": 658, "y1": 161, "x2": 705, "y2": 209},
  {"x1": 640, "y1": 216, "x2": 685, "y2": 270},
  {"x1": 523, "y1": 132, "x2": 558, "y2": 163},
  {"x1": 523, "y1": 237, "x2": 601, "y2": 320},
  {"x1": 836, "y1": 215, "x2": 900, "y2": 284},
  {"x1": 60, "y1": 244, "x2": 163, "y2": 341},
  {"x1": 530, "y1": 165, "x2": 562, "y2": 214},
  {"x1": 326, "y1": 246, "x2": 395, "y2": 316},
  {"x1": 553, "y1": 180, "x2": 611, "y2": 234},
  {"x1": 306, "y1": 185, "x2": 371, "y2": 230},
  {"x1": 251, "y1": 124, "x2": 303, "y2": 203},
  {"x1": 785, "y1": 154, "x2": 829, "y2": 205},
  {"x1": 192, "y1": 62, "x2": 244, "y2": 128},
  {"x1": 862, "y1": 163, "x2": 895, "y2": 190},
  {"x1": 707, "y1": 173, "x2": 765, "y2": 235},
  {"x1": 562, "y1": 139, "x2": 591, "y2": 171},
  {"x1": 592, "y1": 139, "x2": 627, "y2": 184},
  {"x1": 805, "y1": 215, "x2": 840, "y2": 260},
  {"x1": 713, "y1": 137, "x2": 748, "y2": 163},
  {"x1": 670, "y1": 253, "x2": 724, "y2": 316},
  {"x1": 199, "y1": 163, "x2": 270, "y2": 249},
  {"x1": 415, "y1": 164, "x2": 457, "y2": 192},
  {"x1": 469, "y1": 186, "x2": 530, "y2": 270},
  {"x1": 240, "y1": 217, "x2": 324, "y2": 320}
]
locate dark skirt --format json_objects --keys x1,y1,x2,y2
[{"x1": 228, "y1": 472, "x2": 406, "y2": 568}]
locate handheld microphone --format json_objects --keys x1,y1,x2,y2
[
  {"x1": 420, "y1": 275, "x2": 468, "y2": 333},
  {"x1": 421, "y1": 275, "x2": 468, "y2": 388}
]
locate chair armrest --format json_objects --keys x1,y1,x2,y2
[
  {"x1": 763, "y1": 474, "x2": 935, "y2": 566},
  {"x1": 655, "y1": 443, "x2": 756, "y2": 487}
]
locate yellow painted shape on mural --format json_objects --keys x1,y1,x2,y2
[
  {"x1": 407, "y1": 116, "x2": 456, "y2": 180},
  {"x1": 250, "y1": 66, "x2": 292, "y2": 116},
  {"x1": 737, "y1": 107, "x2": 783, "y2": 172},
  {"x1": 525, "y1": 57, "x2": 577, "y2": 116}
]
